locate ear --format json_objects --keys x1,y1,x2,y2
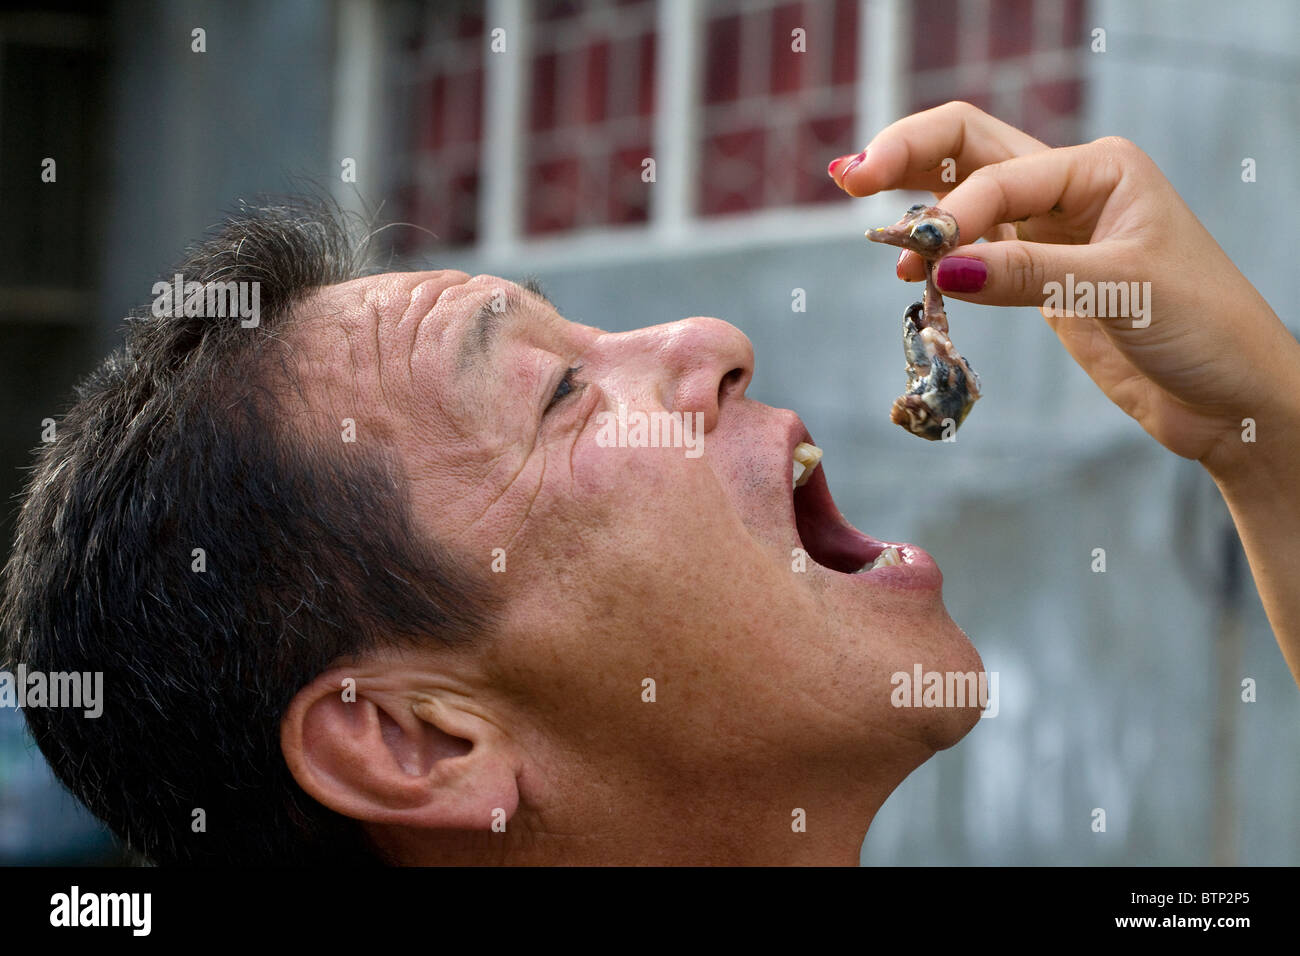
[{"x1": 280, "y1": 666, "x2": 521, "y2": 831}]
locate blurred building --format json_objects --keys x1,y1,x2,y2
[{"x1": 1, "y1": 0, "x2": 1297, "y2": 864}]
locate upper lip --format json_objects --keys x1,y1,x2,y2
[{"x1": 783, "y1": 412, "x2": 814, "y2": 466}]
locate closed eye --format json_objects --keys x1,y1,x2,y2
[{"x1": 546, "y1": 365, "x2": 585, "y2": 413}]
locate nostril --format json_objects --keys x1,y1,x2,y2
[{"x1": 718, "y1": 366, "x2": 746, "y2": 401}]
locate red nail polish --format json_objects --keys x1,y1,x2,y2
[
  {"x1": 935, "y1": 256, "x2": 987, "y2": 293},
  {"x1": 896, "y1": 250, "x2": 908, "y2": 279},
  {"x1": 839, "y1": 149, "x2": 868, "y2": 179},
  {"x1": 827, "y1": 154, "x2": 854, "y2": 178}
]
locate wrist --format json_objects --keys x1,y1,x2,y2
[{"x1": 1202, "y1": 345, "x2": 1300, "y2": 498}]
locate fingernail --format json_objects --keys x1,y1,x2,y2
[
  {"x1": 935, "y1": 256, "x2": 986, "y2": 293},
  {"x1": 896, "y1": 250, "x2": 909, "y2": 280},
  {"x1": 839, "y1": 149, "x2": 868, "y2": 180},
  {"x1": 827, "y1": 154, "x2": 854, "y2": 178}
]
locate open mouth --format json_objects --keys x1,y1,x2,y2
[{"x1": 790, "y1": 440, "x2": 901, "y2": 574}]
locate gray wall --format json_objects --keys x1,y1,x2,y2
[{"x1": 97, "y1": 0, "x2": 337, "y2": 351}]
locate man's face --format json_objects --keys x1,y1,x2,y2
[{"x1": 290, "y1": 270, "x2": 982, "y2": 856}]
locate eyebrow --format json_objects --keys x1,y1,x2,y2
[{"x1": 457, "y1": 276, "x2": 555, "y2": 370}]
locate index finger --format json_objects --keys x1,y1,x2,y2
[
  {"x1": 836, "y1": 101, "x2": 1050, "y2": 197},
  {"x1": 933, "y1": 140, "x2": 1122, "y2": 255}
]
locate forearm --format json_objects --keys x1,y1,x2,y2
[{"x1": 1205, "y1": 389, "x2": 1300, "y2": 687}]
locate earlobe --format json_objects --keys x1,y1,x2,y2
[{"x1": 279, "y1": 667, "x2": 521, "y2": 832}]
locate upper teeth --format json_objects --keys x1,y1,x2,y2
[
  {"x1": 792, "y1": 442, "x2": 823, "y2": 488},
  {"x1": 854, "y1": 546, "x2": 902, "y2": 573}
]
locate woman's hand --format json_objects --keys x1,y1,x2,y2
[
  {"x1": 829, "y1": 101, "x2": 1300, "y2": 481},
  {"x1": 829, "y1": 101, "x2": 1300, "y2": 685}
]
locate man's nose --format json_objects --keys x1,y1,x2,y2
[{"x1": 629, "y1": 317, "x2": 754, "y2": 432}]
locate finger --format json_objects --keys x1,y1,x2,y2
[
  {"x1": 986, "y1": 223, "x2": 1018, "y2": 243},
  {"x1": 834, "y1": 100, "x2": 1049, "y2": 197},
  {"x1": 928, "y1": 237, "x2": 1142, "y2": 311},
  {"x1": 925, "y1": 142, "x2": 1119, "y2": 257}
]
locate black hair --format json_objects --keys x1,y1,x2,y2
[{"x1": 0, "y1": 197, "x2": 493, "y2": 865}]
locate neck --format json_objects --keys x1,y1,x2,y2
[{"x1": 370, "y1": 759, "x2": 916, "y2": 865}]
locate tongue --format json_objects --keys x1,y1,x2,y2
[
  {"x1": 806, "y1": 519, "x2": 878, "y2": 573},
  {"x1": 793, "y1": 471, "x2": 880, "y2": 573}
]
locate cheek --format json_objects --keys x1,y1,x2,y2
[
  {"x1": 569, "y1": 432, "x2": 681, "y2": 500},
  {"x1": 566, "y1": 439, "x2": 731, "y2": 577},
  {"x1": 485, "y1": 501, "x2": 806, "y2": 755}
]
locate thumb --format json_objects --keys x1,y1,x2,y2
[{"x1": 932, "y1": 240, "x2": 1140, "y2": 313}]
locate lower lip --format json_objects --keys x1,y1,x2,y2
[{"x1": 851, "y1": 544, "x2": 942, "y2": 592}]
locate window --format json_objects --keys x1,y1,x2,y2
[
  {"x1": 525, "y1": 0, "x2": 658, "y2": 234},
  {"x1": 698, "y1": 0, "x2": 860, "y2": 216},
  {"x1": 908, "y1": 0, "x2": 1086, "y2": 147},
  {"x1": 383, "y1": 0, "x2": 1088, "y2": 256},
  {"x1": 391, "y1": 2, "x2": 486, "y2": 251}
]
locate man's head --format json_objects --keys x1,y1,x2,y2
[{"x1": 2, "y1": 200, "x2": 981, "y2": 865}]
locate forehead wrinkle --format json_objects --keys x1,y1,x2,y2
[
  {"x1": 363, "y1": 294, "x2": 394, "y2": 413},
  {"x1": 272, "y1": 291, "x2": 369, "y2": 444},
  {"x1": 404, "y1": 277, "x2": 443, "y2": 383}
]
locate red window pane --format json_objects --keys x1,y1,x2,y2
[
  {"x1": 704, "y1": 14, "x2": 741, "y2": 104},
  {"x1": 990, "y1": 0, "x2": 1035, "y2": 59},
  {"x1": 414, "y1": 165, "x2": 480, "y2": 248},
  {"x1": 536, "y1": 0, "x2": 585, "y2": 22},
  {"x1": 556, "y1": 48, "x2": 587, "y2": 128},
  {"x1": 445, "y1": 169, "x2": 480, "y2": 245},
  {"x1": 526, "y1": 157, "x2": 582, "y2": 235},
  {"x1": 698, "y1": 0, "x2": 859, "y2": 218},
  {"x1": 1063, "y1": 0, "x2": 1085, "y2": 46},
  {"x1": 398, "y1": 182, "x2": 422, "y2": 239},
  {"x1": 700, "y1": 128, "x2": 767, "y2": 216},
  {"x1": 637, "y1": 32, "x2": 656, "y2": 115},
  {"x1": 770, "y1": 3, "x2": 805, "y2": 96},
  {"x1": 738, "y1": 8, "x2": 772, "y2": 99},
  {"x1": 585, "y1": 39, "x2": 610, "y2": 124},
  {"x1": 910, "y1": 0, "x2": 959, "y2": 72},
  {"x1": 522, "y1": 0, "x2": 656, "y2": 237},
  {"x1": 1023, "y1": 78, "x2": 1082, "y2": 141},
  {"x1": 1033, "y1": 78, "x2": 1081, "y2": 115},
  {"x1": 422, "y1": 75, "x2": 445, "y2": 151},
  {"x1": 608, "y1": 145, "x2": 652, "y2": 225},
  {"x1": 531, "y1": 52, "x2": 559, "y2": 132},
  {"x1": 830, "y1": 0, "x2": 858, "y2": 86},
  {"x1": 399, "y1": 3, "x2": 487, "y2": 252},
  {"x1": 444, "y1": 69, "x2": 482, "y2": 145},
  {"x1": 455, "y1": 10, "x2": 484, "y2": 38},
  {"x1": 794, "y1": 115, "x2": 854, "y2": 204}
]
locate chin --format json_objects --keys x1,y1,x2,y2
[{"x1": 878, "y1": 609, "x2": 985, "y2": 754}]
